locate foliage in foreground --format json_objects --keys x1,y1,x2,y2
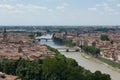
[
  {"x1": 0, "y1": 54, "x2": 111, "y2": 80},
  {"x1": 0, "y1": 45, "x2": 111, "y2": 80}
]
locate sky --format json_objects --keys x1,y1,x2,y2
[{"x1": 0, "y1": 0, "x2": 120, "y2": 25}]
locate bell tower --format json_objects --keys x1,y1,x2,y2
[{"x1": 2, "y1": 28, "x2": 7, "y2": 42}]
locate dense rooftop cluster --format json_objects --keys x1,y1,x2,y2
[
  {"x1": 54, "y1": 29, "x2": 120, "y2": 63},
  {"x1": 0, "y1": 29, "x2": 55, "y2": 60}
]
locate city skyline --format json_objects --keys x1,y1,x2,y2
[{"x1": 0, "y1": 0, "x2": 120, "y2": 25}]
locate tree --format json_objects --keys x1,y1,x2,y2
[
  {"x1": 36, "y1": 32, "x2": 42, "y2": 36},
  {"x1": 16, "y1": 59, "x2": 42, "y2": 80},
  {"x1": 81, "y1": 46, "x2": 100, "y2": 56},
  {"x1": 100, "y1": 34, "x2": 109, "y2": 41},
  {"x1": 91, "y1": 71, "x2": 111, "y2": 80},
  {"x1": 28, "y1": 33, "x2": 35, "y2": 39},
  {"x1": 0, "y1": 47, "x2": 111, "y2": 80}
]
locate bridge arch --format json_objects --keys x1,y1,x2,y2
[
  {"x1": 57, "y1": 47, "x2": 81, "y2": 52},
  {"x1": 35, "y1": 34, "x2": 53, "y2": 41}
]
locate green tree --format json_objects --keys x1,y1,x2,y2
[
  {"x1": 16, "y1": 59, "x2": 42, "y2": 80},
  {"x1": 81, "y1": 46, "x2": 100, "y2": 56},
  {"x1": 3, "y1": 60, "x2": 18, "y2": 75},
  {"x1": 100, "y1": 34, "x2": 109, "y2": 41},
  {"x1": 28, "y1": 33, "x2": 35, "y2": 39},
  {"x1": 91, "y1": 71, "x2": 111, "y2": 80},
  {"x1": 36, "y1": 32, "x2": 42, "y2": 36},
  {"x1": 0, "y1": 46, "x2": 111, "y2": 80}
]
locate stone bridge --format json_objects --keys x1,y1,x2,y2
[
  {"x1": 35, "y1": 34, "x2": 53, "y2": 41},
  {"x1": 57, "y1": 46, "x2": 81, "y2": 52}
]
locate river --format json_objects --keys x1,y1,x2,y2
[{"x1": 39, "y1": 35, "x2": 120, "y2": 80}]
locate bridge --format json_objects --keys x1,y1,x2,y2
[
  {"x1": 56, "y1": 46, "x2": 81, "y2": 52},
  {"x1": 35, "y1": 34, "x2": 53, "y2": 41}
]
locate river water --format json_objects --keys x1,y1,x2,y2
[{"x1": 39, "y1": 36, "x2": 120, "y2": 80}]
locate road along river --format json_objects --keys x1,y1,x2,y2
[{"x1": 39, "y1": 37, "x2": 120, "y2": 80}]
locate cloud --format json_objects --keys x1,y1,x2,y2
[
  {"x1": 89, "y1": 3, "x2": 120, "y2": 15},
  {"x1": 56, "y1": 6, "x2": 65, "y2": 11},
  {"x1": 0, "y1": 0, "x2": 69, "y2": 13},
  {"x1": 96, "y1": 3, "x2": 119, "y2": 14},
  {"x1": 0, "y1": 0, "x2": 15, "y2": 1},
  {"x1": 0, "y1": 4, "x2": 48, "y2": 13},
  {"x1": 96, "y1": 3, "x2": 108, "y2": 7},
  {"x1": 16, "y1": 4, "x2": 48, "y2": 11},
  {"x1": 98, "y1": 3, "x2": 113, "y2": 12},
  {"x1": 62, "y1": 3, "x2": 69, "y2": 6},
  {"x1": 108, "y1": 0, "x2": 116, "y2": 2},
  {"x1": 117, "y1": 4, "x2": 120, "y2": 7},
  {"x1": 88, "y1": 7, "x2": 97, "y2": 11},
  {"x1": 0, "y1": 2, "x2": 70, "y2": 13},
  {"x1": 56, "y1": 3, "x2": 69, "y2": 12},
  {"x1": 0, "y1": 4, "x2": 14, "y2": 10},
  {"x1": 56, "y1": 5, "x2": 67, "y2": 12}
]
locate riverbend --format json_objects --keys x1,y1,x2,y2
[{"x1": 39, "y1": 34, "x2": 120, "y2": 80}]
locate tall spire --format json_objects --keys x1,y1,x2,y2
[{"x1": 3, "y1": 28, "x2": 7, "y2": 42}]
